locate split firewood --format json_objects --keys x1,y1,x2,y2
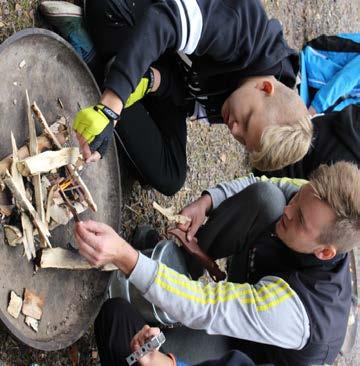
[
  {"x1": 21, "y1": 289, "x2": 44, "y2": 320},
  {"x1": 0, "y1": 133, "x2": 67, "y2": 179},
  {"x1": 26, "y1": 90, "x2": 47, "y2": 248},
  {"x1": 45, "y1": 185, "x2": 58, "y2": 224},
  {"x1": 25, "y1": 316, "x2": 39, "y2": 333},
  {"x1": 31, "y1": 103, "x2": 97, "y2": 212},
  {"x1": 4, "y1": 225, "x2": 22, "y2": 246},
  {"x1": 10, "y1": 134, "x2": 36, "y2": 259},
  {"x1": 7, "y1": 291, "x2": 23, "y2": 319},
  {"x1": 40, "y1": 248, "x2": 117, "y2": 271},
  {"x1": 2, "y1": 171, "x2": 51, "y2": 247},
  {"x1": 153, "y1": 201, "x2": 191, "y2": 225},
  {"x1": 17, "y1": 147, "x2": 80, "y2": 177}
]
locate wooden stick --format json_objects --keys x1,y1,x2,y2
[
  {"x1": 40, "y1": 247, "x2": 117, "y2": 271},
  {"x1": 31, "y1": 102, "x2": 62, "y2": 150},
  {"x1": 3, "y1": 171, "x2": 51, "y2": 246},
  {"x1": 17, "y1": 147, "x2": 80, "y2": 176},
  {"x1": 153, "y1": 201, "x2": 190, "y2": 225},
  {"x1": 26, "y1": 90, "x2": 47, "y2": 248},
  {"x1": 10, "y1": 134, "x2": 36, "y2": 259},
  {"x1": 31, "y1": 103, "x2": 97, "y2": 212}
]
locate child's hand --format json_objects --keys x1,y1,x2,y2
[{"x1": 130, "y1": 325, "x2": 162, "y2": 366}]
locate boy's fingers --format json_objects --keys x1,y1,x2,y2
[
  {"x1": 75, "y1": 232, "x2": 98, "y2": 257},
  {"x1": 75, "y1": 223, "x2": 101, "y2": 249},
  {"x1": 79, "y1": 220, "x2": 110, "y2": 234}
]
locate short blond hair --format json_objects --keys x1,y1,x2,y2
[
  {"x1": 249, "y1": 81, "x2": 313, "y2": 171},
  {"x1": 250, "y1": 116, "x2": 313, "y2": 171},
  {"x1": 310, "y1": 162, "x2": 360, "y2": 252}
]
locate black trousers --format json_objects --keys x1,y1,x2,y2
[
  {"x1": 95, "y1": 298, "x2": 258, "y2": 366},
  {"x1": 85, "y1": 0, "x2": 188, "y2": 196},
  {"x1": 95, "y1": 298, "x2": 146, "y2": 366}
]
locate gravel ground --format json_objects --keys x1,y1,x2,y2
[{"x1": 0, "y1": 0, "x2": 359, "y2": 364}]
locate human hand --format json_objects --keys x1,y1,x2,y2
[
  {"x1": 73, "y1": 104, "x2": 116, "y2": 163},
  {"x1": 177, "y1": 194, "x2": 213, "y2": 242},
  {"x1": 74, "y1": 220, "x2": 138, "y2": 274},
  {"x1": 130, "y1": 325, "x2": 164, "y2": 366}
]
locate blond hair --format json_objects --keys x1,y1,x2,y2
[
  {"x1": 310, "y1": 162, "x2": 360, "y2": 252},
  {"x1": 250, "y1": 116, "x2": 313, "y2": 171},
  {"x1": 249, "y1": 80, "x2": 313, "y2": 171}
]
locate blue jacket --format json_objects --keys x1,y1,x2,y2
[{"x1": 300, "y1": 33, "x2": 360, "y2": 113}]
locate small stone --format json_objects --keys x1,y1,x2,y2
[
  {"x1": 13, "y1": 81, "x2": 18, "y2": 86},
  {"x1": 13, "y1": 99, "x2": 17, "y2": 105}
]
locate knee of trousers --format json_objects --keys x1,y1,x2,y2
[
  {"x1": 245, "y1": 182, "x2": 286, "y2": 222},
  {"x1": 95, "y1": 298, "x2": 134, "y2": 329},
  {"x1": 152, "y1": 168, "x2": 186, "y2": 196}
]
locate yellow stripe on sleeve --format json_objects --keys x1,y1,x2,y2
[{"x1": 155, "y1": 264, "x2": 295, "y2": 311}]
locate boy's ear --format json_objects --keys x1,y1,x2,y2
[
  {"x1": 258, "y1": 80, "x2": 275, "y2": 96},
  {"x1": 313, "y1": 246, "x2": 337, "y2": 261}
]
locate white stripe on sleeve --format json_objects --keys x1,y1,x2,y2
[{"x1": 173, "y1": 0, "x2": 203, "y2": 54}]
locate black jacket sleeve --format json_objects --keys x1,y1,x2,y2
[{"x1": 104, "y1": 0, "x2": 292, "y2": 105}]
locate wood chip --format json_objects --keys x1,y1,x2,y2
[
  {"x1": 7, "y1": 291, "x2": 22, "y2": 319},
  {"x1": 0, "y1": 205, "x2": 13, "y2": 217},
  {"x1": 25, "y1": 316, "x2": 39, "y2": 332},
  {"x1": 153, "y1": 201, "x2": 190, "y2": 225},
  {"x1": 22, "y1": 289, "x2": 44, "y2": 320},
  {"x1": 4, "y1": 225, "x2": 22, "y2": 246}
]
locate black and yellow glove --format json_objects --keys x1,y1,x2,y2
[
  {"x1": 124, "y1": 68, "x2": 154, "y2": 108},
  {"x1": 73, "y1": 104, "x2": 119, "y2": 157}
]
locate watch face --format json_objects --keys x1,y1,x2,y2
[{"x1": 103, "y1": 106, "x2": 119, "y2": 120}]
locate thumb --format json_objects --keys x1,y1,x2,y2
[{"x1": 187, "y1": 219, "x2": 200, "y2": 242}]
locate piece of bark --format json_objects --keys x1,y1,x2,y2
[
  {"x1": 25, "y1": 316, "x2": 39, "y2": 332},
  {"x1": 26, "y1": 90, "x2": 47, "y2": 248},
  {"x1": 0, "y1": 134, "x2": 67, "y2": 178},
  {"x1": 153, "y1": 201, "x2": 191, "y2": 225},
  {"x1": 31, "y1": 104, "x2": 97, "y2": 212},
  {"x1": 2, "y1": 171, "x2": 51, "y2": 247},
  {"x1": 40, "y1": 248, "x2": 117, "y2": 271},
  {"x1": 17, "y1": 147, "x2": 80, "y2": 176},
  {"x1": 22, "y1": 289, "x2": 44, "y2": 320},
  {"x1": 10, "y1": 134, "x2": 36, "y2": 259},
  {"x1": 7, "y1": 291, "x2": 22, "y2": 319},
  {"x1": 4, "y1": 225, "x2": 22, "y2": 246}
]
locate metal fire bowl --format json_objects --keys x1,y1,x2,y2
[{"x1": 0, "y1": 29, "x2": 121, "y2": 350}]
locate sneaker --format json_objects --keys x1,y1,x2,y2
[
  {"x1": 39, "y1": 1, "x2": 96, "y2": 64},
  {"x1": 131, "y1": 225, "x2": 162, "y2": 251}
]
